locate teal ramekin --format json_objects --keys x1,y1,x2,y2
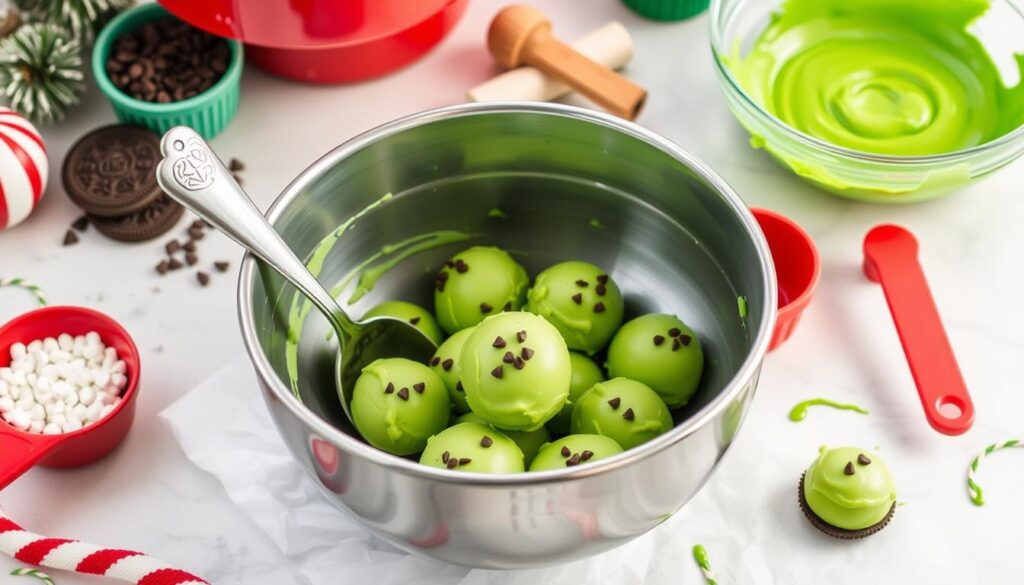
[
  {"x1": 622, "y1": 0, "x2": 710, "y2": 20},
  {"x1": 92, "y1": 3, "x2": 242, "y2": 139}
]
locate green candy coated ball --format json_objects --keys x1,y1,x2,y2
[
  {"x1": 526, "y1": 261, "x2": 624, "y2": 355},
  {"x1": 434, "y1": 246, "x2": 529, "y2": 335},
  {"x1": 570, "y1": 378, "x2": 673, "y2": 450},
  {"x1": 803, "y1": 446, "x2": 896, "y2": 531},
  {"x1": 429, "y1": 327, "x2": 475, "y2": 413},
  {"x1": 529, "y1": 434, "x2": 624, "y2": 471},
  {"x1": 456, "y1": 412, "x2": 550, "y2": 466},
  {"x1": 460, "y1": 311, "x2": 571, "y2": 431},
  {"x1": 606, "y1": 314, "x2": 704, "y2": 408},
  {"x1": 363, "y1": 300, "x2": 445, "y2": 345},
  {"x1": 420, "y1": 423, "x2": 524, "y2": 473},
  {"x1": 350, "y1": 358, "x2": 450, "y2": 456},
  {"x1": 546, "y1": 352, "x2": 606, "y2": 435}
]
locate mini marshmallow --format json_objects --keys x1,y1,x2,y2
[
  {"x1": 10, "y1": 342, "x2": 27, "y2": 360},
  {"x1": 29, "y1": 420, "x2": 43, "y2": 433},
  {"x1": 42, "y1": 423, "x2": 61, "y2": 435}
]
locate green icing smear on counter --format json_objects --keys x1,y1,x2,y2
[
  {"x1": 789, "y1": 398, "x2": 868, "y2": 422},
  {"x1": 727, "y1": 0, "x2": 1024, "y2": 156}
]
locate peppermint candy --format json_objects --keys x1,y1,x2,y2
[{"x1": 0, "y1": 108, "x2": 48, "y2": 230}]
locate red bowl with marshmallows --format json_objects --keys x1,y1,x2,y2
[{"x1": 0, "y1": 306, "x2": 140, "y2": 489}]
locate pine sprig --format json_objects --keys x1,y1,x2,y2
[
  {"x1": 17, "y1": 0, "x2": 134, "y2": 46},
  {"x1": 0, "y1": 22, "x2": 83, "y2": 122}
]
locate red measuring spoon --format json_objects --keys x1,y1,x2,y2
[{"x1": 862, "y1": 225, "x2": 974, "y2": 435}]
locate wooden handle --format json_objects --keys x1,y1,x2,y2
[{"x1": 522, "y1": 29, "x2": 647, "y2": 120}]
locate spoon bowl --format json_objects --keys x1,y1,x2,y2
[{"x1": 155, "y1": 126, "x2": 436, "y2": 422}]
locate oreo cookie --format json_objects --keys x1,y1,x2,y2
[
  {"x1": 91, "y1": 193, "x2": 184, "y2": 243},
  {"x1": 62, "y1": 125, "x2": 162, "y2": 218}
]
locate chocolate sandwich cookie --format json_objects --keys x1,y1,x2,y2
[
  {"x1": 91, "y1": 193, "x2": 184, "y2": 243},
  {"x1": 62, "y1": 125, "x2": 162, "y2": 218}
]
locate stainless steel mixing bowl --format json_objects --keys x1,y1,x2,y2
[{"x1": 238, "y1": 102, "x2": 777, "y2": 569}]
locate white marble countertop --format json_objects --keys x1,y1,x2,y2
[{"x1": 2, "y1": 0, "x2": 1023, "y2": 583}]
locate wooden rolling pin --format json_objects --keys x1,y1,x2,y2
[
  {"x1": 487, "y1": 5, "x2": 647, "y2": 120},
  {"x1": 468, "y1": 22, "x2": 634, "y2": 103}
]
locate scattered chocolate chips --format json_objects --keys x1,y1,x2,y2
[
  {"x1": 568, "y1": 453, "x2": 582, "y2": 466},
  {"x1": 62, "y1": 230, "x2": 79, "y2": 246},
  {"x1": 442, "y1": 451, "x2": 450, "y2": 463},
  {"x1": 480, "y1": 302, "x2": 493, "y2": 313},
  {"x1": 156, "y1": 260, "x2": 169, "y2": 274},
  {"x1": 454, "y1": 259, "x2": 469, "y2": 273},
  {"x1": 458, "y1": 458, "x2": 472, "y2": 466},
  {"x1": 397, "y1": 387, "x2": 410, "y2": 400},
  {"x1": 385, "y1": 382, "x2": 395, "y2": 394},
  {"x1": 581, "y1": 450, "x2": 594, "y2": 461},
  {"x1": 214, "y1": 261, "x2": 230, "y2": 272},
  {"x1": 594, "y1": 302, "x2": 606, "y2": 313},
  {"x1": 196, "y1": 271, "x2": 210, "y2": 286},
  {"x1": 858, "y1": 454, "x2": 872, "y2": 466},
  {"x1": 183, "y1": 240, "x2": 196, "y2": 253},
  {"x1": 503, "y1": 351, "x2": 515, "y2": 364},
  {"x1": 597, "y1": 275, "x2": 609, "y2": 285},
  {"x1": 679, "y1": 334, "x2": 692, "y2": 346},
  {"x1": 442, "y1": 358, "x2": 454, "y2": 371},
  {"x1": 622, "y1": 408, "x2": 635, "y2": 421},
  {"x1": 165, "y1": 239, "x2": 181, "y2": 254},
  {"x1": 168, "y1": 258, "x2": 183, "y2": 270},
  {"x1": 672, "y1": 338, "x2": 681, "y2": 351},
  {"x1": 608, "y1": 397, "x2": 621, "y2": 409},
  {"x1": 410, "y1": 316, "x2": 421, "y2": 325},
  {"x1": 571, "y1": 293, "x2": 583, "y2": 305},
  {"x1": 188, "y1": 226, "x2": 204, "y2": 240},
  {"x1": 653, "y1": 335, "x2": 665, "y2": 346},
  {"x1": 521, "y1": 347, "x2": 534, "y2": 360},
  {"x1": 229, "y1": 158, "x2": 245, "y2": 172},
  {"x1": 844, "y1": 462, "x2": 855, "y2": 475},
  {"x1": 560, "y1": 446, "x2": 571, "y2": 457},
  {"x1": 669, "y1": 327, "x2": 681, "y2": 337},
  {"x1": 480, "y1": 436, "x2": 493, "y2": 448},
  {"x1": 575, "y1": 279, "x2": 588, "y2": 287},
  {"x1": 517, "y1": 330, "x2": 527, "y2": 342},
  {"x1": 491, "y1": 366, "x2": 504, "y2": 379},
  {"x1": 185, "y1": 251, "x2": 198, "y2": 266},
  {"x1": 513, "y1": 357, "x2": 525, "y2": 370},
  {"x1": 492, "y1": 336, "x2": 507, "y2": 348},
  {"x1": 446, "y1": 458, "x2": 458, "y2": 469},
  {"x1": 595, "y1": 284, "x2": 607, "y2": 296},
  {"x1": 413, "y1": 382, "x2": 425, "y2": 394},
  {"x1": 71, "y1": 216, "x2": 89, "y2": 232},
  {"x1": 430, "y1": 356, "x2": 441, "y2": 366}
]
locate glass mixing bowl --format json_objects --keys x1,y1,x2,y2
[{"x1": 710, "y1": 0, "x2": 1024, "y2": 203}]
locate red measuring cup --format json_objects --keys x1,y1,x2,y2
[
  {"x1": 752, "y1": 208, "x2": 821, "y2": 351},
  {"x1": 0, "y1": 306, "x2": 140, "y2": 489}
]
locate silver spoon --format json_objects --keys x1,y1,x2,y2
[{"x1": 155, "y1": 126, "x2": 437, "y2": 423}]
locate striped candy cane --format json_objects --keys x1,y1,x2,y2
[
  {"x1": 0, "y1": 277, "x2": 47, "y2": 306},
  {"x1": 12, "y1": 567, "x2": 56, "y2": 585},
  {"x1": 692, "y1": 544, "x2": 719, "y2": 585},
  {"x1": 0, "y1": 507, "x2": 208, "y2": 585},
  {"x1": 967, "y1": 439, "x2": 1023, "y2": 506}
]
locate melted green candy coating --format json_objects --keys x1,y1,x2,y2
[
  {"x1": 804, "y1": 446, "x2": 896, "y2": 530},
  {"x1": 429, "y1": 327, "x2": 475, "y2": 413},
  {"x1": 456, "y1": 412, "x2": 550, "y2": 466},
  {"x1": 606, "y1": 314, "x2": 704, "y2": 408},
  {"x1": 460, "y1": 312, "x2": 571, "y2": 431},
  {"x1": 420, "y1": 422, "x2": 524, "y2": 473},
  {"x1": 434, "y1": 246, "x2": 529, "y2": 335},
  {"x1": 350, "y1": 358, "x2": 450, "y2": 456},
  {"x1": 529, "y1": 434, "x2": 624, "y2": 471},
  {"x1": 570, "y1": 378, "x2": 673, "y2": 450},
  {"x1": 362, "y1": 300, "x2": 445, "y2": 346},
  {"x1": 547, "y1": 352, "x2": 606, "y2": 435},
  {"x1": 526, "y1": 261, "x2": 624, "y2": 355}
]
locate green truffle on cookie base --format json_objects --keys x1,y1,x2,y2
[
  {"x1": 526, "y1": 261, "x2": 624, "y2": 355},
  {"x1": 460, "y1": 311, "x2": 571, "y2": 431},
  {"x1": 606, "y1": 313, "x2": 704, "y2": 408},
  {"x1": 350, "y1": 358, "x2": 451, "y2": 456},
  {"x1": 547, "y1": 352, "x2": 606, "y2": 435},
  {"x1": 429, "y1": 327, "x2": 475, "y2": 413},
  {"x1": 420, "y1": 423, "x2": 525, "y2": 473},
  {"x1": 434, "y1": 246, "x2": 530, "y2": 335},
  {"x1": 362, "y1": 300, "x2": 445, "y2": 346},
  {"x1": 570, "y1": 378, "x2": 673, "y2": 450},
  {"x1": 799, "y1": 446, "x2": 897, "y2": 539},
  {"x1": 456, "y1": 412, "x2": 550, "y2": 466},
  {"x1": 529, "y1": 434, "x2": 624, "y2": 471}
]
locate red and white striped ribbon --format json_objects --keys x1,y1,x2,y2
[{"x1": 0, "y1": 507, "x2": 208, "y2": 585}]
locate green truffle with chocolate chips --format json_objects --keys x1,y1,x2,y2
[
  {"x1": 429, "y1": 327, "x2": 475, "y2": 412},
  {"x1": 456, "y1": 412, "x2": 551, "y2": 466},
  {"x1": 570, "y1": 377, "x2": 673, "y2": 450},
  {"x1": 800, "y1": 446, "x2": 897, "y2": 538},
  {"x1": 526, "y1": 261, "x2": 625, "y2": 355},
  {"x1": 434, "y1": 246, "x2": 530, "y2": 335},
  {"x1": 546, "y1": 351, "x2": 606, "y2": 435},
  {"x1": 529, "y1": 434, "x2": 624, "y2": 471},
  {"x1": 363, "y1": 300, "x2": 445, "y2": 346},
  {"x1": 606, "y1": 313, "x2": 704, "y2": 408},
  {"x1": 420, "y1": 422, "x2": 525, "y2": 473},
  {"x1": 460, "y1": 311, "x2": 571, "y2": 431},
  {"x1": 350, "y1": 358, "x2": 450, "y2": 456}
]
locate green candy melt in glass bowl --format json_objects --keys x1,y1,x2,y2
[{"x1": 709, "y1": 0, "x2": 1024, "y2": 203}]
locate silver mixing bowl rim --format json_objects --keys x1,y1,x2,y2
[{"x1": 237, "y1": 101, "x2": 779, "y2": 486}]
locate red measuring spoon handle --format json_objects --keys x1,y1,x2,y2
[
  {"x1": 0, "y1": 426, "x2": 60, "y2": 490},
  {"x1": 863, "y1": 225, "x2": 974, "y2": 435}
]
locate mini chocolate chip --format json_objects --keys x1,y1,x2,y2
[
  {"x1": 597, "y1": 274, "x2": 609, "y2": 285},
  {"x1": 442, "y1": 451, "x2": 450, "y2": 463},
  {"x1": 493, "y1": 336, "x2": 507, "y2": 348},
  {"x1": 445, "y1": 260, "x2": 455, "y2": 268},
  {"x1": 594, "y1": 302, "x2": 606, "y2": 313},
  {"x1": 858, "y1": 454, "x2": 872, "y2": 465},
  {"x1": 595, "y1": 284, "x2": 607, "y2": 296},
  {"x1": 560, "y1": 446, "x2": 571, "y2": 457},
  {"x1": 458, "y1": 458, "x2": 471, "y2": 466},
  {"x1": 679, "y1": 334, "x2": 692, "y2": 346},
  {"x1": 442, "y1": 358, "x2": 454, "y2": 371},
  {"x1": 456, "y1": 381, "x2": 464, "y2": 392},
  {"x1": 410, "y1": 316, "x2": 421, "y2": 325},
  {"x1": 581, "y1": 450, "x2": 594, "y2": 461},
  {"x1": 413, "y1": 382, "x2": 425, "y2": 393},
  {"x1": 446, "y1": 458, "x2": 458, "y2": 469},
  {"x1": 503, "y1": 302, "x2": 512, "y2": 311},
  {"x1": 430, "y1": 356, "x2": 441, "y2": 366},
  {"x1": 229, "y1": 157, "x2": 245, "y2": 171},
  {"x1": 623, "y1": 408, "x2": 635, "y2": 421},
  {"x1": 608, "y1": 397, "x2": 621, "y2": 409},
  {"x1": 165, "y1": 239, "x2": 181, "y2": 254},
  {"x1": 672, "y1": 338, "x2": 681, "y2": 351},
  {"x1": 521, "y1": 347, "x2": 534, "y2": 360},
  {"x1": 480, "y1": 302, "x2": 493, "y2": 313},
  {"x1": 62, "y1": 230, "x2": 79, "y2": 246},
  {"x1": 668, "y1": 327, "x2": 681, "y2": 337},
  {"x1": 185, "y1": 252, "x2": 198, "y2": 266},
  {"x1": 653, "y1": 335, "x2": 665, "y2": 346},
  {"x1": 168, "y1": 258, "x2": 183, "y2": 270},
  {"x1": 481, "y1": 436, "x2": 493, "y2": 448},
  {"x1": 435, "y1": 281, "x2": 446, "y2": 292},
  {"x1": 397, "y1": 387, "x2": 410, "y2": 400},
  {"x1": 503, "y1": 351, "x2": 515, "y2": 364},
  {"x1": 491, "y1": 366, "x2": 504, "y2": 378},
  {"x1": 196, "y1": 271, "x2": 210, "y2": 286},
  {"x1": 514, "y1": 357, "x2": 525, "y2": 370},
  {"x1": 189, "y1": 227, "x2": 205, "y2": 240},
  {"x1": 455, "y1": 260, "x2": 469, "y2": 273},
  {"x1": 71, "y1": 215, "x2": 89, "y2": 232},
  {"x1": 517, "y1": 330, "x2": 527, "y2": 342},
  {"x1": 575, "y1": 280, "x2": 588, "y2": 288},
  {"x1": 437, "y1": 271, "x2": 450, "y2": 281},
  {"x1": 385, "y1": 382, "x2": 395, "y2": 394},
  {"x1": 844, "y1": 462, "x2": 855, "y2": 475},
  {"x1": 156, "y1": 260, "x2": 169, "y2": 274},
  {"x1": 571, "y1": 293, "x2": 583, "y2": 305},
  {"x1": 214, "y1": 261, "x2": 230, "y2": 272},
  {"x1": 183, "y1": 240, "x2": 196, "y2": 253},
  {"x1": 568, "y1": 453, "x2": 582, "y2": 465}
]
